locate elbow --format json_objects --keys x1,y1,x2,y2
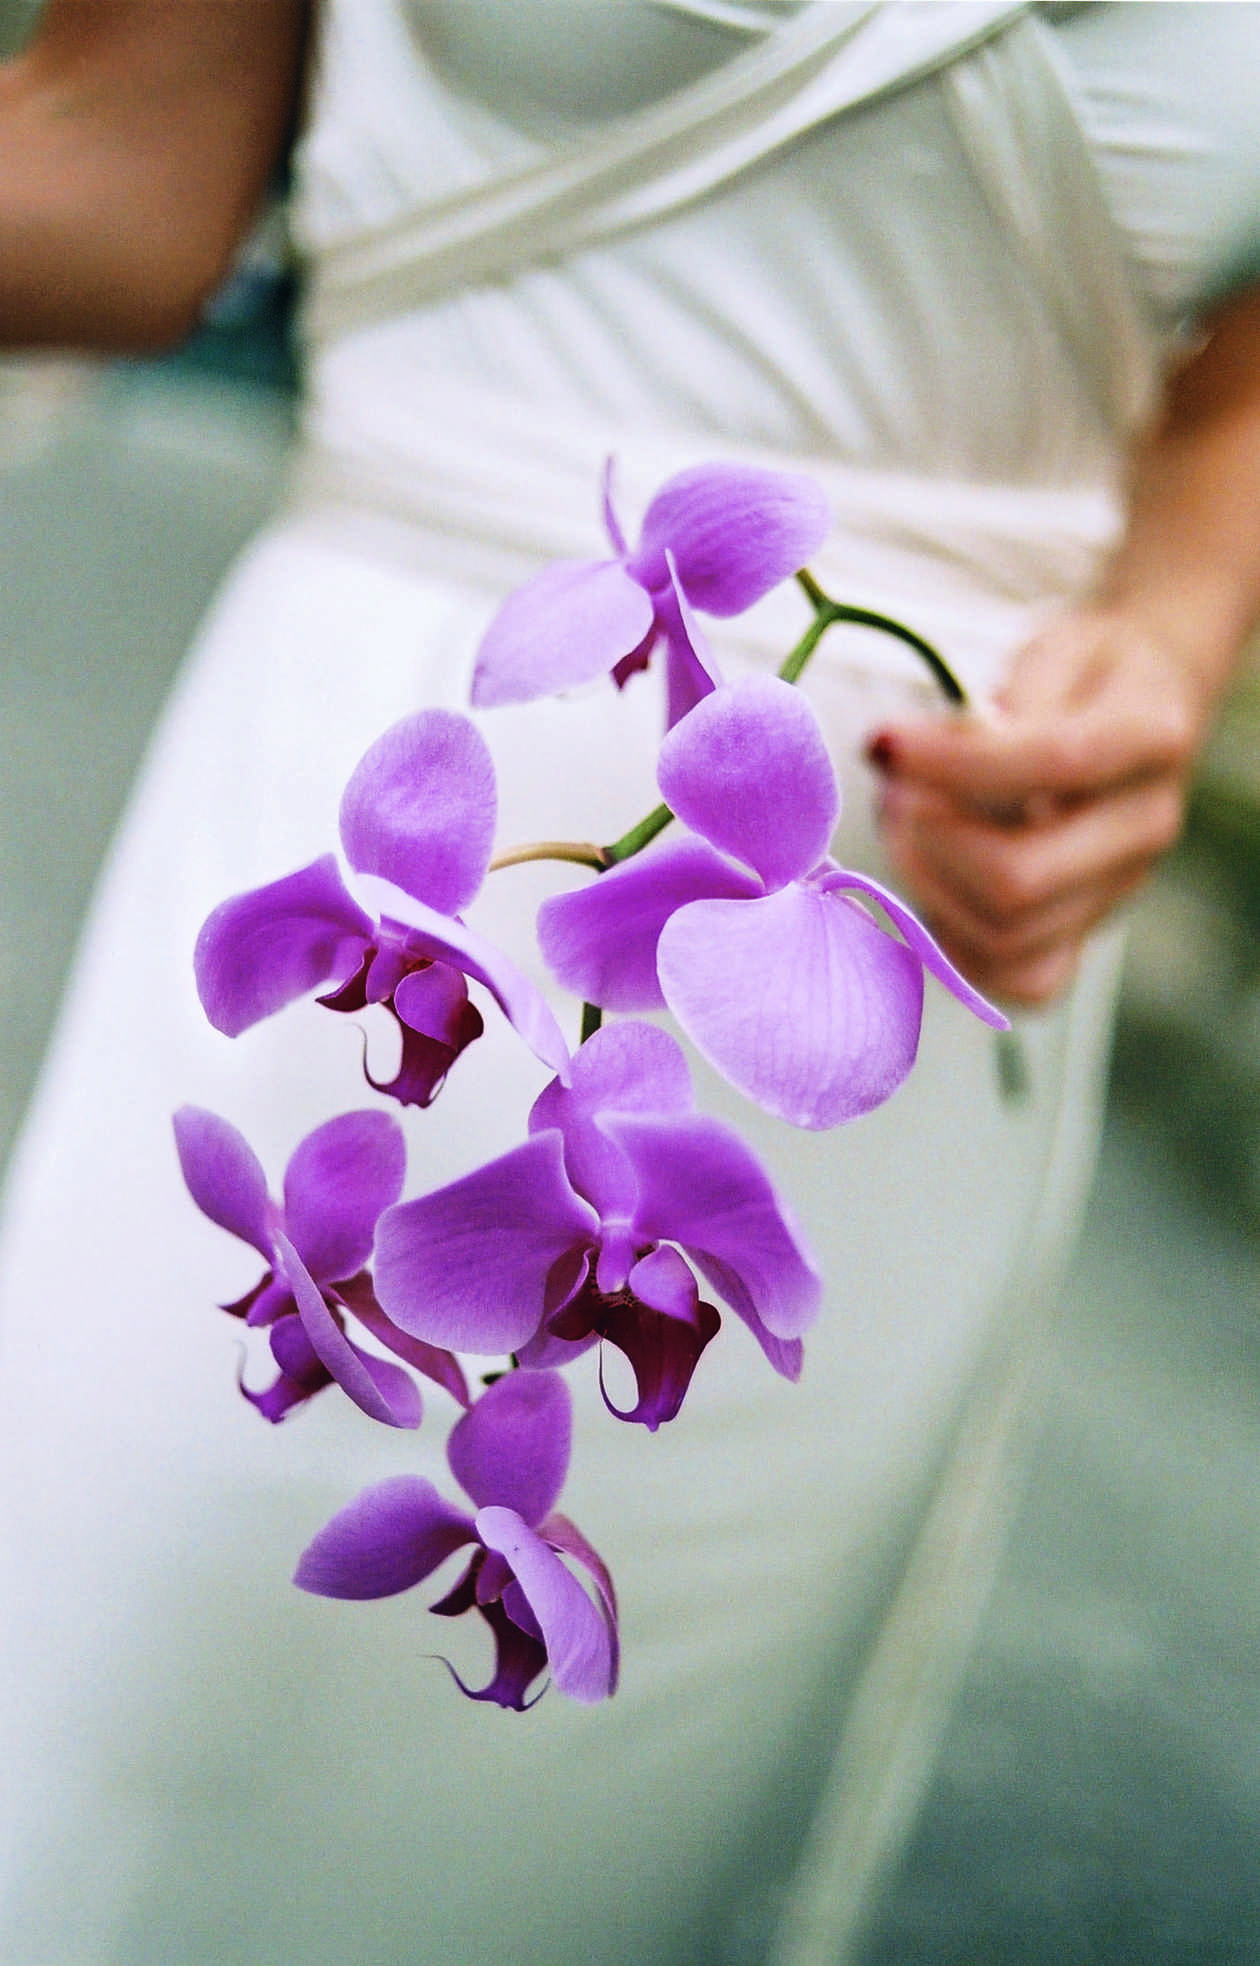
[
  {"x1": 114, "y1": 271, "x2": 228, "y2": 358},
  {"x1": 81, "y1": 216, "x2": 259, "y2": 355}
]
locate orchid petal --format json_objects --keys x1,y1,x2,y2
[
  {"x1": 601, "y1": 457, "x2": 630, "y2": 559},
  {"x1": 443, "y1": 1593, "x2": 550, "y2": 1711},
  {"x1": 593, "y1": 1225, "x2": 636, "y2": 1296},
  {"x1": 541, "y1": 1511, "x2": 619, "y2": 1683},
  {"x1": 447, "y1": 1370, "x2": 571, "y2": 1526},
  {"x1": 365, "y1": 1001, "x2": 485, "y2": 1108},
  {"x1": 537, "y1": 836, "x2": 760, "y2": 1012},
  {"x1": 428, "y1": 1552, "x2": 479, "y2": 1619},
  {"x1": 476, "y1": 1506, "x2": 616, "y2": 1704},
  {"x1": 658, "y1": 884, "x2": 924, "y2": 1128},
  {"x1": 472, "y1": 559, "x2": 656, "y2": 706},
  {"x1": 392, "y1": 961, "x2": 477, "y2": 1042},
  {"x1": 659, "y1": 554, "x2": 720, "y2": 730},
  {"x1": 690, "y1": 1260, "x2": 805, "y2": 1382},
  {"x1": 316, "y1": 948, "x2": 371, "y2": 1013},
  {"x1": 194, "y1": 855, "x2": 374, "y2": 1038},
  {"x1": 172, "y1": 1106, "x2": 273, "y2": 1260},
  {"x1": 657, "y1": 676, "x2": 838, "y2": 889},
  {"x1": 631, "y1": 462, "x2": 829, "y2": 615},
  {"x1": 356, "y1": 877, "x2": 570, "y2": 1077},
  {"x1": 294, "y1": 1475, "x2": 475, "y2": 1599},
  {"x1": 336, "y1": 1272, "x2": 470, "y2": 1407},
  {"x1": 374, "y1": 1133, "x2": 598, "y2": 1355},
  {"x1": 241, "y1": 1312, "x2": 334, "y2": 1422},
  {"x1": 476, "y1": 1549, "x2": 517, "y2": 1608},
  {"x1": 646, "y1": 1236, "x2": 806, "y2": 1383},
  {"x1": 363, "y1": 941, "x2": 410, "y2": 1004},
  {"x1": 664, "y1": 637, "x2": 718, "y2": 731},
  {"x1": 338, "y1": 711, "x2": 496, "y2": 916},
  {"x1": 610, "y1": 1112, "x2": 823, "y2": 1339},
  {"x1": 375, "y1": 963, "x2": 486, "y2": 1105},
  {"x1": 277, "y1": 1234, "x2": 421, "y2": 1428},
  {"x1": 239, "y1": 1273, "x2": 294, "y2": 1328},
  {"x1": 626, "y1": 1244, "x2": 701, "y2": 1321},
  {"x1": 282, "y1": 1111, "x2": 405, "y2": 1284},
  {"x1": 529, "y1": 1020, "x2": 693, "y2": 1215},
  {"x1": 596, "y1": 1291, "x2": 722, "y2": 1430},
  {"x1": 517, "y1": 1251, "x2": 601, "y2": 1367},
  {"x1": 269, "y1": 1309, "x2": 328, "y2": 1382},
  {"x1": 820, "y1": 866, "x2": 1011, "y2": 1029},
  {"x1": 341, "y1": 1340, "x2": 424, "y2": 1429},
  {"x1": 513, "y1": 1324, "x2": 597, "y2": 1371},
  {"x1": 611, "y1": 620, "x2": 659, "y2": 691}
]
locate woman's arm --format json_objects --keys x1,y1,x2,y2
[
  {"x1": 0, "y1": 0, "x2": 309, "y2": 352},
  {"x1": 868, "y1": 282, "x2": 1260, "y2": 1006}
]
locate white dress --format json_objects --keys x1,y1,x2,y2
[{"x1": 2, "y1": 6, "x2": 1257, "y2": 1963}]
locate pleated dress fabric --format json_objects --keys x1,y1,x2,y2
[{"x1": 0, "y1": 5, "x2": 1252, "y2": 1962}]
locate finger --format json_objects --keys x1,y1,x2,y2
[
  {"x1": 868, "y1": 690, "x2": 1195, "y2": 809},
  {"x1": 981, "y1": 945, "x2": 1082, "y2": 1008},
  {"x1": 876, "y1": 836, "x2": 1089, "y2": 1005},
  {"x1": 884, "y1": 842, "x2": 1140, "y2": 971},
  {"x1": 873, "y1": 832, "x2": 1101, "y2": 1006},
  {"x1": 880, "y1": 775, "x2": 1182, "y2": 930}
]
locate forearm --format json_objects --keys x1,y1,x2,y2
[
  {"x1": 868, "y1": 280, "x2": 1260, "y2": 1004},
  {"x1": 0, "y1": 1, "x2": 309, "y2": 353},
  {"x1": 1094, "y1": 284, "x2": 1260, "y2": 714}
]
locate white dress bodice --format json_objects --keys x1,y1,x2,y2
[{"x1": 285, "y1": 1, "x2": 1190, "y2": 708}]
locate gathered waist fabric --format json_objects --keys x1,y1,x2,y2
[{"x1": 288, "y1": 354, "x2": 1124, "y2": 708}]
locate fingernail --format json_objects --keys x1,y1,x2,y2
[{"x1": 865, "y1": 731, "x2": 898, "y2": 772}]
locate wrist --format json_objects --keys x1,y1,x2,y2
[{"x1": 1082, "y1": 592, "x2": 1238, "y2": 736}]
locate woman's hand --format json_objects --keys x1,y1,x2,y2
[
  {"x1": 871, "y1": 279, "x2": 1260, "y2": 1008},
  {"x1": 868, "y1": 607, "x2": 1213, "y2": 1006}
]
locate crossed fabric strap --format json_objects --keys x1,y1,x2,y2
[{"x1": 307, "y1": 0, "x2": 1155, "y2": 440}]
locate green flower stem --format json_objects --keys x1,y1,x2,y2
[
  {"x1": 602, "y1": 798, "x2": 675, "y2": 866},
  {"x1": 790, "y1": 569, "x2": 968, "y2": 705},
  {"x1": 491, "y1": 570, "x2": 964, "y2": 882},
  {"x1": 580, "y1": 1000, "x2": 604, "y2": 1043}
]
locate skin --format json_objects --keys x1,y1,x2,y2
[
  {"x1": 0, "y1": 1, "x2": 310, "y2": 350},
  {"x1": 871, "y1": 286, "x2": 1260, "y2": 1006},
  {"x1": 1, "y1": 1, "x2": 1255, "y2": 1005}
]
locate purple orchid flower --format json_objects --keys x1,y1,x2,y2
[
  {"x1": 173, "y1": 1106, "x2": 468, "y2": 1426},
  {"x1": 471, "y1": 460, "x2": 830, "y2": 728},
  {"x1": 294, "y1": 1369, "x2": 618, "y2": 1709},
  {"x1": 193, "y1": 711, "x2": 568, "y2": 1106},
  {"x1": 371, "y1": 1020, "x2": 821, "y2": 1428},
  {"x1": 537, "y1": 676, "x2": 1009, "y2": 1130}
]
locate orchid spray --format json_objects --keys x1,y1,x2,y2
[{"x1": 179, "y1": 459, "x2": 1006, "y2": 1710}]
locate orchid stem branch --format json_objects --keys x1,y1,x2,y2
[
  {"x1": 491, "y1": 573, "x2": 965, "y2": 889},
  {"x1": 602, "y1": 799, "x2": 674, "y2": 866},
  {"x1": 790, "y1": 569, "x2": 968, "y2": 705},
  {"x1": 488, "y1": 839, "x2": 607, "y2": 873}
]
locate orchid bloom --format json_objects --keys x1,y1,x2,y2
[
  {"x1": 538, "y1": 677, "x2": 1009, "y2": 1130},
  {"x1": 471, "y1": 460, "x2": 830, "y2": 728},
  {"x1": 294, "y1": 1370, "x2": 618, "y2": 1708},
  {"x1": 372, "y1": 1021, "x2": 821, "y2": 1428},
  {"x1": 173, "y1": 1106, "x2": 468, "y2": 1426},
  {"x1": 194, "y1": 711, "x2": 568, "y2": 1106}
]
